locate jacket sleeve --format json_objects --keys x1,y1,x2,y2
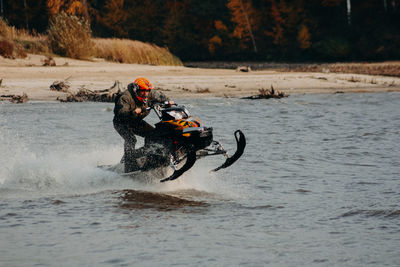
[
  {"x1": 115, "y1": 94, "x2": 140, "y2": 121},
  {"x1": 148, "y1": 90, "x2": 170, "y2": 105}
]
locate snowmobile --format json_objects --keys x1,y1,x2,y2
[{"x1": 102, "y1": 103, "x2": 246, "y2": 182}]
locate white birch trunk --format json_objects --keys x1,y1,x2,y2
[
  {"x1": 239, "y1": 0, "x2": 258, "y2": 53},
  {"x1": 346, "y1": 0, "x2": 351, "y2": 25}
]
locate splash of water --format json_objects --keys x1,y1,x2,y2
[{"x1": 0, "y1": 125, "x2": 242, "y2": 200}]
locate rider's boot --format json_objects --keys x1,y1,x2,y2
[{"x1": 124, "y1": 142, "x2": 140, "y2": 173}]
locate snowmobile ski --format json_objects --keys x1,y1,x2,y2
[
  {"x1": 160, "y1": 151, "x2": 197, "y2": 182},
  {"x1": 211, "y1": 130, "x2": 246, "y2": 172}
]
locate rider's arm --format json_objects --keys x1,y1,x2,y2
[
  {"x1": 148, "y1": 90, "x2": 172, "y2": 106},
  {"x1": 115, "y1": 94, "x2": 141, "y2": 120}
]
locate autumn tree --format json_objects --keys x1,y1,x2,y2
[
  {"x1": 227, "y1": 0, "x2": 260, "y2": 53},
  {"x1": 96, "y1": 0, "x2": 128, "y2": 37},
  {"x1": 162, "y1": 1, "x2": 191, "y2": 57},
  {"x1": 162, "y1": 0, "x2": 230, "y2": 60},
  {"x1": 208, "y1": 20, "x2": 228, "y2": 54},
  {"x1": 124, "y1": 0, "x2": 166, "y2": 44},
  {"x1": 263, "y1": 0, "x2": 312, "y2": 58},
  {"x1": 47, "y1": 0, "x2": 88, "y2": 18},
  {"x1": 184, "y1": 0, "x2": 232, "y2": 60},
  {"x1": 47, "y1": 0, "x2": 62, "y2": 17}
]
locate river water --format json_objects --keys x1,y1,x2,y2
[{"x1": 1, "y1": 93, "x2": 399, "y2": 266}]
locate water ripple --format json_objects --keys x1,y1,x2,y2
[{"x1": 340, "y1": 209, "x2": 400, "y2": 218}]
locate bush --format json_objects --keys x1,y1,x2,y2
[
  {"x1": 0, "y1": 39, "x2": 14, "y2": 58},
  {"x1": 16, "y1": 39, "x2": 49, "y2": 54},
  {"x1": 47, "y1": 12, "x2": 94, "y2": 59},
  {"x1": 313, "y1": 38, "x2": 351, "y2": 61}
]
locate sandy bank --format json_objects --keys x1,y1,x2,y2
[{"x1": 1, "y1": 54, "x2": 400, "y2": 102}]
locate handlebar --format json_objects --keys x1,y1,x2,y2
[{"x1": 148, "y1": 101, "x2": 177, "y2": 119}]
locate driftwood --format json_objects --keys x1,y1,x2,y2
[
  {"x1": 58, "y1": 80, "x2": 123, "y2": 102},
  {"x1": 50, "y1": 77, "x2": 71, "y2": 92},
  {"x1": 236, "y1": 66, "x2": 252, "y2": 72},
  {"x1": 1, "y1": 93, "x2": 28, "y2": 103},
  {"x1": 242, "y1": 85, "x2": 288, "y2": 99},
  {"x1": 42, "y1": 56, "x2": 56, "y2": 66}
]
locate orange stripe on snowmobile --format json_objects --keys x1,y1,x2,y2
[{"x1": 161, "y1": 120, "x2": 200, "y2": 129}]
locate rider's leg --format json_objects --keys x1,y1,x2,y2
[
  {"x1": 131, "y1": 120, "x2": 155, "y2": 138},
  {"x1": 114, "y1": 122, "x2": 140, "y2": 172}
]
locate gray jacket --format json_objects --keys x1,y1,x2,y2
[{"x1": 113, "y1": 85, "x2": 169, "y2": 125}]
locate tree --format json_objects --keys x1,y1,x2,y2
[
  {"x1": 47, "y1": 0, "x2": 63, "y2": 17},
  {"x1": 97, "y1": 0, "x2": 128, "y2": 37},
  {"x1": 47, "y1": 0, "x2": 88, "y2": 18},
  {"x1": 123, "y1": 0, "x2": 166, "y2": 44},
  {"x1": 227, "y1": 0, "x2": 259, "y2": 52},
  {"x1": 346, "y1": 0, "x2": 351, "y2": 25},
  {"x1": 4, "y1": 0, "x2": 48, "y2": 32},
  {"x1": 264, "y1": 0, "x2": 311, "y2": 58},
  {"x1": 297, "y1": 25, "x2": 311, "y2": 50},
  {"x1": 1, "y1": 0, "x2": 4, "y2": 19},
  {"x1": 162, "y1": 1, "x2": 188, "y2": 56}
]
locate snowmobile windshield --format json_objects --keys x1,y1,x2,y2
[
  {"x1": 162, "y1": 106, "x2": 190, "y2": 120},
  {"x1": 166, "y1": 110, "x2": 187, "y2": 120}
]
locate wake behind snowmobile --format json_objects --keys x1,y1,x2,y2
[{"x1": 102, "y1": 103, "x2": 246, "y2": 182}]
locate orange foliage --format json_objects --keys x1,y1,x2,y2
[
  {"x1": 269, "y1": 2, "x2": 284, "y2": 25},
  {"x1": 265, "y1": 0, "x2": 310, "y2": 50},
  {"x1": 214, "y1": 20, "x2": 228, "y2": 32},
  {"x1": 101, "y1": 0, "x2": 128, "y2": 37},
  {"x1": 47, "y1": 0, "x2": 63, "y2": 16},
  {"x1": 208, "y1": 35, "x2": 222, "y2": 53},
  {"x1": 264, "y1": 0, "x2": 290, "y2": 46},
  {"x1": 67, "y1": 1, "x2": 85, "y2": 16},
  {"x1": 47, "y1": 0, "x2": 87, "y2": 17},
  {"x1": 297, "y1": 25, "x2": 311, "y2": 50}
]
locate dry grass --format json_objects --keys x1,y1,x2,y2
[
  {"x1": 1, "y1": 16, "x2": 181, "y2": 65},
  {"x1": 0, "y1": 19, "x2": 13, "y2": 40},
  {"x1": 13, "y1": 29, "x2": 49, "y2": 54},
  {"x1": 0, "y1": 19, "x2": 27, "y2": 58},
  {"x1": 93, "y1": 38, "x2": 182, "y2": 66},
  {"x1": 1, "y1": 18, "x2": 49, "y2": 55}
]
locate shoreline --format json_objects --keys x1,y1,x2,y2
[{"x1": 1, "y1": 54, "x2": 400, "y2": 102}]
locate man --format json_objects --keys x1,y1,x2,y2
[{"x1": 113, "y1": 77, "x2": 173, "y2": 172}]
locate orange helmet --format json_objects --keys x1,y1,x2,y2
[
  {"x1": 133, "y1": 77, "x2": 153, "y2": 103},
  {"x1": 134, "y1": 77, "x2": 154, "y2": 91}
]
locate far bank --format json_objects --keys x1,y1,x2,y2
[{"x1": 1, "y1": 55, "x2": 400, "y2": 102}]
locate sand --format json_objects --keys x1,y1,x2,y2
[{"x1": 1, "y1": 54, "x2": 400, "y2": 102}]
